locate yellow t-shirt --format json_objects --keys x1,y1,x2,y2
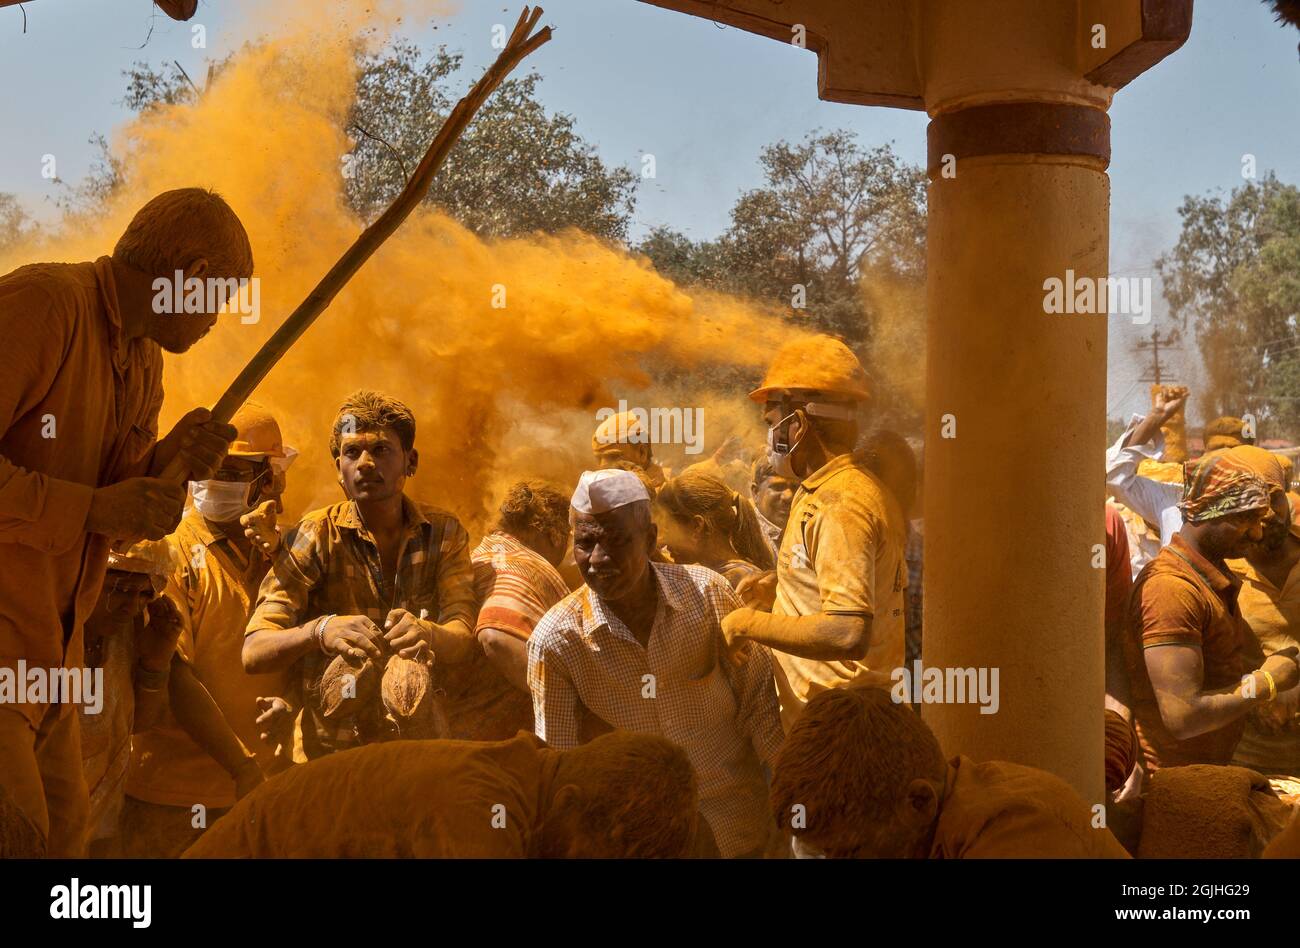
[
  {"x1": 772, "y1": 454, "x2": 906, "y2": 729},
  {"x1": 126, "y1": 509, "x2": 288, "y2": 809},
  {"x1": 1228, "y1": 540, "x2": 1300, "y2": 659},
  {"x1": 1226, "y1": 533, "x2": 1300, "y2": 774}
]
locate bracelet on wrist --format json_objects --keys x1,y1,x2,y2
[
  {"x1": 314, "y1": 614, "x2": 337, "y2": 655},
  {"x1": 1262, "y1": 669, "x2": 1278, "y2": 702}
]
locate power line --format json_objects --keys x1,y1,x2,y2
[{"x1": 1132, "y1": 328, "x2": 1182, "y2": 385}]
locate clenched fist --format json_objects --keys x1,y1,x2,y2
[{"x1": 150, "y1": 407, "x2": 237, "y2": 481}]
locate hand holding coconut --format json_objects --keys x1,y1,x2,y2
[
  {"x1": 383, "y1": 607, "x2": 436, "y2": 661},
  {"x1": 321, "y1": 615, "x2": 387, "y2": 661}
]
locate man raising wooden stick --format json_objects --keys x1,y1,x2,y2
[{"x1": 0, "y1": 188, "x2": 244, "y2": 856}]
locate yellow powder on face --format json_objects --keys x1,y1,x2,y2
[{"x1": 1, "y1": 0, "x2": 811, "y2": 534}]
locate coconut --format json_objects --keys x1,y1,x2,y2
[
  {"x1": 381, "y1": 656, "x2": 451, "y2": 739},
  {"x1": 318, "y1": 652, "x2": 380, "y2": 720},
  {"x1": 381, "y1": 655, "x2": 432, "y2": 720}
]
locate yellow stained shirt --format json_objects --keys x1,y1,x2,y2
[
  {"x1": 0, "y1": 259, "x2": 163, "y2": 728},
  {"x1": 1226, "y1": 529, "x2": 1300, "y2": 775},
  {"x1": 931, "y1": 756, "x2": 1130, "y2": 858},
  {"x1": 1228, "y1": 534, "x2": 1300, "y2": 658},
  {"x1": 127, "y1": 509, "x2": 288, "y2": 809},
  {"x1": 772, "y1": 453, "x2": 907, "y2": 729}
]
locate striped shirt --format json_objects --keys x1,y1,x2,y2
[
  {"x1": 439, "y1": 531, "x2": 570, "y2": 741},
  {"x1": 528, "y1": 562, "x2": 784, "y2": 857},
  {"x1": 473, "y1": 532, "x2": 570, "y2": 639},
  {"x1": 246, "y1": 496, "x2": 476, "y2": 758}
]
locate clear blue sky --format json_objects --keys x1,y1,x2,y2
[{"x1": 2, "y1": 0, "x2": 1298, "y2": 422}]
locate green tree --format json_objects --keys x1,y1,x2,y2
[
  {"x1": 77, "y1": 44, "x2": 638, "y2": 243},
  {"x1": 1156, "y1": 173, "x2": 1300, "y2": 436},
  {"x1": 347, "y1": 43, "x2": 637, "y2": 241},
  {"x1": 0, "y1": 193, "x2": 39, "y2": 254},
  {"x1": 636, "y1": 130, "x2": 928, "y2": 430},
  {"x1": 121, "y1": 58, "x2": 214, "y2": 111},
  {"x1": 55, "y1": 134, "x2": 125, "y2": 216}
]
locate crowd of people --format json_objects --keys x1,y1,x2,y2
[{"x1": 3, "y1": 187, "x2": 1299, "y2": 859}]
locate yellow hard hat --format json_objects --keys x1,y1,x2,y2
[
  {"x1": 748, "y1": 334, "x2": 872, "y2": 403},
  {"x1": 228, "y1": 401, "x2": 286, "y2": 459},
  {"x1": 592, "y1": 411, "x2": 649, "y2": 451}
]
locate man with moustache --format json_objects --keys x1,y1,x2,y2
[
  {"x1": 1127, "y1": 451, "x2": 1300, "y2": 778},
  {"x1": 528, "y1": 469, "x2": 784, "y2": 858},
  {"x1": 750, "y1": 455, "x2": 795, "y2": 561},
  {"x1": 0, "y1": 188, "x2": 245, "y2": 855},
  {"x1": 242, "y1": 391, "x2": 477, "y2": 758}
]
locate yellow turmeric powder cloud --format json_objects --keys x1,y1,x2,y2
[{"x1": 0, "y1": 0, "x2": 808, "y2": 531}]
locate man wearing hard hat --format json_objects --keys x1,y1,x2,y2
[
  {"x1": 722, "y1": 334, "x2": 908, "y2": 732},
  {"x1": 592, "y1": 410, "x2": 666, "y2": 491},
  {"x1": 121, "y1": 402, "x2": 297, "y2": 857}
]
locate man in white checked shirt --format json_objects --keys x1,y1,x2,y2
[{"x1": 528, "y1": 469, "x2": 785, "y2": 858}]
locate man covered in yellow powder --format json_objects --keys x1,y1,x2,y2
[
  {"x1": 122, "y1": 402, "x2": 298, "y2": 857},
  {"x1": 183, "y1": 730, "x2": 700, "y2": 858},
  {"x1": 529, "y1": 469, "x2": 784, "y2": 858},
  {"x1": 771, "y1": 688, "x2": 1130, "y2": 858},
  {"x1": 242, "y1": 391, "x2": 478, "y2": 759},
  {"x1": 1126, "y1": 451, "x2": 1300, "y2": 776},
  {"x1": 0, "y1": 188, "x2": 247, "y2": 855},
  {"x1": 721, "y1": 335, "x2": 907, "y2": 731},
  {"x1": 1223, "y1": 445, "x2": 1300, "y2": 777},
  {"x1": 592, "y1": 409, "x2": 665, "y2": 490}
]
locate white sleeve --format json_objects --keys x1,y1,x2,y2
[{"x1": 1104, "y1": 414, "x2": 1183, "y2": 535}]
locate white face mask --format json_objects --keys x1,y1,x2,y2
[
  {"x1": 766, "y1": 401, "x2": 858, "y2": 480},
  {"x1": 190, "y1": 479, "x2": 256, "y2": 523},
  {"x1": 766, "y1": 411, "x2": 802, "y2": 480}
]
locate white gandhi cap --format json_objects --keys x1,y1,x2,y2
[{"x1": 571, "y1": 469, "x2": 650, "y2": 515}]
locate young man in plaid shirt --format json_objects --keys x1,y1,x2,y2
[{"x1": 242, "y1": 391, "x2": 477, "y2": 758}]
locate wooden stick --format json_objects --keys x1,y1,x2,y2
[{"x1": 161, "y1": 6, "x2": 551, "y2": 482}]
